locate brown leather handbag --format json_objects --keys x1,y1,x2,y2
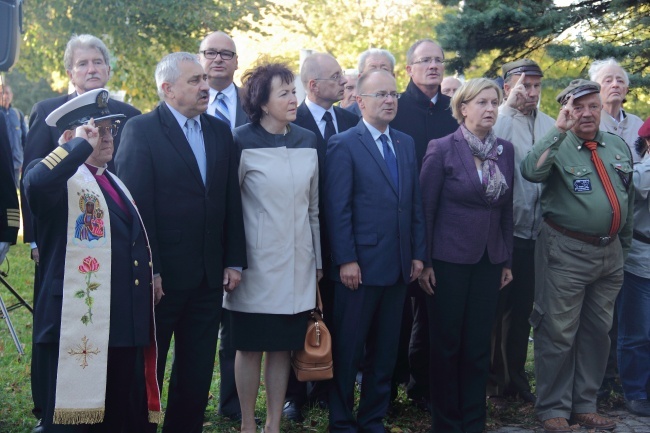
[{"x1": 291, "y1": 285, "x2": 333, "y2": 381}]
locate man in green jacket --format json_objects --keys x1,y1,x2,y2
[{"x1": 521, "y1": 79, "x2": 634, "y2": 433}]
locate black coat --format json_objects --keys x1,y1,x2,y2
[
  {"x1": 24, "y1": 138, "x2": 152, "y2": 346},
  {"x1": 294, "y1": 102, "x2": 360, "y2": 273},
  {"x1": 0, "y1": 113, "x2": 19, "y2": 243},
  {"x1": 114, "y1": 102, "x2": 247, "y2": 291},
  {"x1": 21, "y1": 93, "x2": 141, "y2": 243},
  {"x1": 391, "y1": 79, "x2": 458, "y2": 168}
]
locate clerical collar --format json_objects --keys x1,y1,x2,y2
[{"x1": 85, "y1": 163, "x2": 107, "y2": 176}]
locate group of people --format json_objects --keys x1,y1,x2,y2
[{"x1": 0, "y1": 27, "x2": 648, "y2": 433}]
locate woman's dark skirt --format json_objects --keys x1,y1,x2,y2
[{"x1": 227, "y1": 310, "x2": 309, "y2": 352}]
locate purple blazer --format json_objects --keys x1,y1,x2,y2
[{"x1": 419, "y1": 127, "x2": 514, "y2": 268}]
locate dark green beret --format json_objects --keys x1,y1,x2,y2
[
  {"x1": 502, "y1": 59, "x2": 543, "y2": 80},
  {"x1": 556, "y1": 79, "x2": 601, "y2": 105}
]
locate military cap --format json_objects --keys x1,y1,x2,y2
[
  {"x1": 639, "y1": 117, "x2": 650, "y2": 139},
  {"x1": 502, "y1": 59, "x2": 543, "y2": 80},
  {"x1": 46, "y1": 88, "x2": 126, "y2": 134},
  {"x1": 555, "y1": 79, "x2": 601, "y2": 105}
]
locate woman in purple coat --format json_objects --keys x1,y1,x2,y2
[{"x1": 418, "y1": 78, "x2": 514, "y2": 433}]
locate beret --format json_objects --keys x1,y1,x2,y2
[{"x1": 639, "y1": 117, "x2": 650, "y2": 138}]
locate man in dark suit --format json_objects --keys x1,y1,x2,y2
[
  {"x1": 199, "y1": 31, "x2": 248, "y2": 129},
  {"x1": 115, "y1": 52, "x2": 247, "y2": 433},
  {"x1": 0, "y1": 113, "x2": 19, "y2": 263},
  {"x1": 197, "y1": 31, "x2": 249, "y2": 422},
  {"x1": 389, "y1": 38, "x2": 458, "y2": 409},
  {"x1": 282, "y1": 52, "x2": 359, "y2": 421},
  {"x1": 20, "y1": 35, "x2": 142, "y2": 430},
  {"x1": 23, "y1": 88, "x2": 161, "y2": 432},
  {"x1": 325, "y1": 69, "x2": 426, "y2": 432}
]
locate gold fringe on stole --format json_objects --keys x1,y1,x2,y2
[
  {"x1": 53, "y1": 408, "x2": 105, "y2": 424},
  {"x1": 149, "y1": 410, "x2": 164, "y2": 424}
]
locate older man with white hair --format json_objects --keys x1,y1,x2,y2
[
  {"x1": 588, "y1": 58, "x2": 645, "y2": 400},
  {"x1": 589, "y1": 58, "x2": 644, "y2": 161},
  {"x1": 344, "y1": 48, "x2": 396, "y2": 116}
]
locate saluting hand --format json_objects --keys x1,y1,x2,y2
[
  {"x1": 76, "y1": 118, "x2": 100, "y2": 148},
  {"x1": 505, "y1": 73, "x2": 528, "y2": 112},
  {"x1": 555, "y1": 95, "x2": 579, "y2": 133}
]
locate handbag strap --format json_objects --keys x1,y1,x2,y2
[{"x1": 315, "y1": 283, "x2": 324, "y2": 317}]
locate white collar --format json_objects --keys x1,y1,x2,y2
[{"x1": 209, "y1": 82, "x2": 236, "y2": 105}]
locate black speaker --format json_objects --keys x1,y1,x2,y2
[{"x1": 0, "y1": 0, "x2": 23, "y2": 72}]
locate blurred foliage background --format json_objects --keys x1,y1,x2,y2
[{"x1": 2, "y1": 0, "x2": 649, "y2": 118}]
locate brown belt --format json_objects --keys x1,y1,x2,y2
[
  {"x1": 633, "y1": 230, "x2": 650, "y2": 245},
  {"x1": 545, "y1": 218, "x2": 617, "y2": 247}
]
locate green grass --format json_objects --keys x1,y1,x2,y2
[{"x1": 1, "y1": 242, "x2": 545, "y2": 432}]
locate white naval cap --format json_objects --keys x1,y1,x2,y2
[{"x1": 45, "y1": 88, "x2": 126, "y2": 133}]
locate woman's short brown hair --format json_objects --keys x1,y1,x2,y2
[{"x1": 241, "y1": 62, "x2": 294, "y2": 124}]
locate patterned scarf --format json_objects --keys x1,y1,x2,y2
[{"x1": 461, "y1": 124, "x2": 509, "y2": 202}]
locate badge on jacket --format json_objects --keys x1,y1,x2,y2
[{"x1": 573, "y1": 178, "x2": 592, "y2": 192}]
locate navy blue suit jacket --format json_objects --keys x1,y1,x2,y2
[
  {"x1": 0, "y1": 113, "x2": 19, "y2": 243},
  {"x1": 24, "y1": 138, "x2": 152, "y2": 346},
  {"x1": 21, "y1": 93, "x2": 141, "y2": 243},
  {"x1": 324, "y1": 121, "x2": 427, "y2": 286}
]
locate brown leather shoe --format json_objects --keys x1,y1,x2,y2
[
  {"x1": 572, "y1": 412, "x2": 616, "y2": 430},
  {"x1": 541, "y1": 417, "x2": 572, "y2": 433}
]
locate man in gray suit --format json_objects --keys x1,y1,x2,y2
[
  {"x1": 199, "y1": 31, "x2": 248, "y2": 129},
  {"x1": 198, "y1": 31, "x2": 250, "y2": 422}
]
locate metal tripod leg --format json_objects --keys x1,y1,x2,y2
[
  {"x1": 0, "y1": 272, "x2": 33, "y2": 313},
  {"x1": 0, "y1": 291, "x2": 24, "y2": 355}
]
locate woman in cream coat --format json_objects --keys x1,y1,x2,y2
[{"x1": 223, "y1": 62, "x2": 322, "y2": 433}]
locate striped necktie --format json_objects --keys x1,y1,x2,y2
[
  {"x1": 584, "y1": 140, "x2": 620, "y2": 236},
  {"x1": 213, "y1": 92, "x2": 231, "y2": 127}
]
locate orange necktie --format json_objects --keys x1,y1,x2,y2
[{"x1": 584, "y1": 140, "x2": 621, "y2": 236}]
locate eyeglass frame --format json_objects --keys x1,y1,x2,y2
[
  {"x1": 97, "y1": 125, "x2": 119, "y2": 137},
  {"x1": 313, "y1": 71, "x2": 345, "y2": 82},
  {"x1": 199, "y1": 49, "x2": 237, "y2": 60},
  {"x1": 359, "y1": 92, "x2": 401, "y2": 100},
  {"x1": 410, "y1": 57, "x2": 446, "y2": 66}
]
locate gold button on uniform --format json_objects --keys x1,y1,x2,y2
[
  {"x1": 135, "y1": 279, "x2": 139, "y2": 286},
  {"x1": 149, "y1": 262, "x2": 152, "y2": 268},
  {"x1": 134, "y1": 260, "x2": 139, "y2": 266}
]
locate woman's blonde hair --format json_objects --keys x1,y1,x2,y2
[{"x1": 450, "y1": 78, "x2": 503, "y2": 124}]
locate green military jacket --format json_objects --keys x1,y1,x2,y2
[{"x1": 521, "y1": 126, "x2": 634, "y2": 255}]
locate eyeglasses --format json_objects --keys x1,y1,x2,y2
[
  {"x1": 411, "y1": 57, "x2": 445, "y2": 66},
  {"x1": 359, "y1": 92, "x2": 401, "y2": 100},
  {"x1": 98, "y1": 125, "x2": 119, "y2": 137},
  {"x1": 200, "y1": 49, "x2": 236, "y2": 60},
  {"x1": 314, "y1": 72, "x2": 343, "y2": 82}
]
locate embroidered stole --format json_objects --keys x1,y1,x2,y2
[{"x1": 54, "y1": 165, "x2": 162, "y2": 424}]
